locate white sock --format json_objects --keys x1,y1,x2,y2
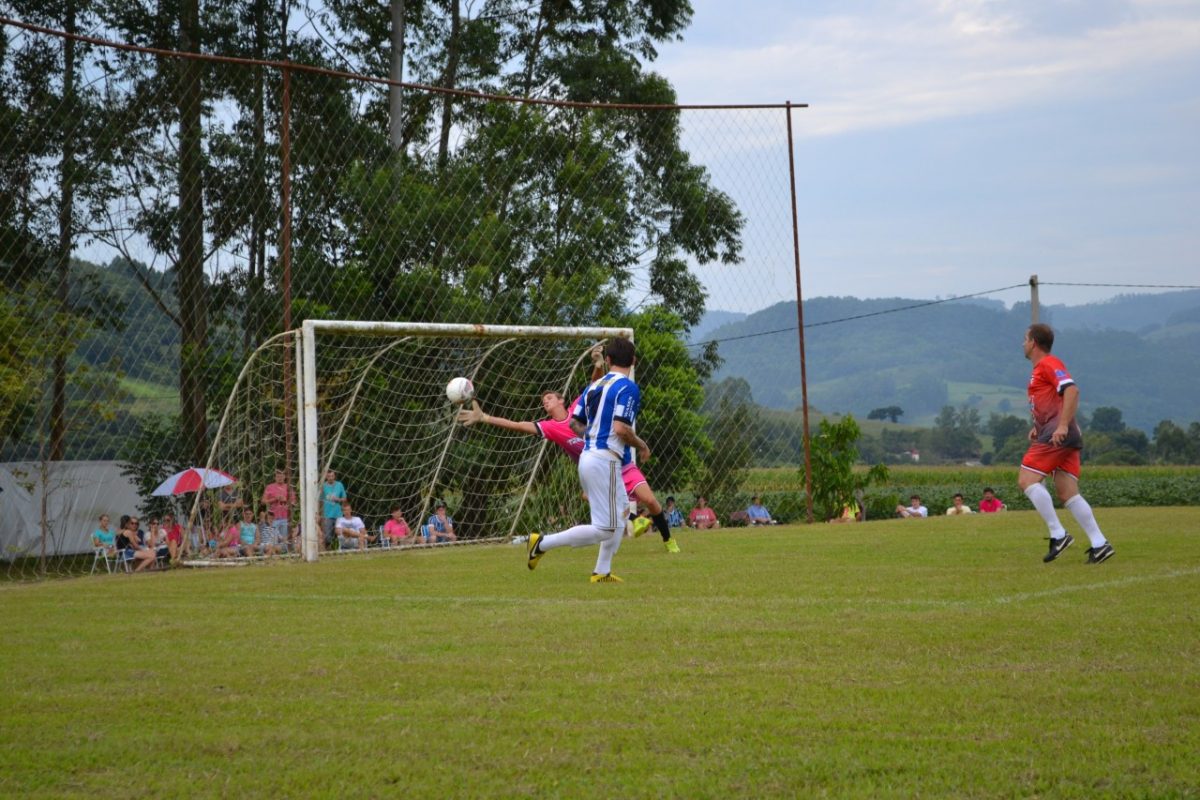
[
  {"x1": 1024, "y1": 483, "x2": 1067, "y2": 538},
  {"x1": 539, "y1": 524, "x2": 609, "y2": 552},
  {"x1": 1064, "y1": 495, "x2": 1107, "y2": 548},
  {"x1": 593, "y1": 527, "x2": 622, "y2": 575}
]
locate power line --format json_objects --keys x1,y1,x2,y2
[
  {"x1": 1040, "y1": 282, "x2": 1200, "y2": 290},
  {"x1": 684, "y1": 283, "x2": 1029, "y2": 348}
]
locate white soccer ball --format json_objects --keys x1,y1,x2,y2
[{"x1": 445, "y1": 376, "x2": 475, "y2": 405}]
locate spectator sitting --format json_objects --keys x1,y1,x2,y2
[
  {"x1": 146, "y1": 517, "x2": 170, "y2": 563},
  {"x1": 663, "y1": 496, "x2": 684, "y2": 529},
  {"x1": 978, "y1": 487, "x2": 1006, "y2": 513},
  {"x1": 945, "y1": 493, "x2": 974, "y2": 515},
  {"x1": 896, "y1": 495, "x2": 928, "y2": 519},
  {"x1": 257, "y1": 509, "x2": 286, "y2": 556},
  {"x1": 92, "y1": 514, "x2": 116, "y2": 556},
  {"x1": 162, "y1": 513, "x2": 184, "y2": 562},
  {"x1": 215, "y1": 519, "x2": 243, "y2": 558},
  {"x1": 383, "y1": 505, "x2": 417, "y2": 546},
  {"x1": 335, "y1": 502, "x2": 370, "y2": 551},
  {"x1": 688, "y1": 496, "x2": 720, "y2": 530},
  {"x1": 117, "y1": 515, "x2": 157, "y2": 571},
  {"x1": 235, "y1": 508, "x2": 259, "y2": 555},
  {"x1": 746, "y1": 495, "x2": 776, "y2": 526},
  {"x1": 426, "y1": 502, "x2": 458, "y2": 543},
  {"x1": 828, "y1": 500, "x2": 862, "y2": 524}
]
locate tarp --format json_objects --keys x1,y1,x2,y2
[{"x1": 0, "y1": 462, "x2": 145, "y2": 560}]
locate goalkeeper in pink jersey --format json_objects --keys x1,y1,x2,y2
[{"x1": 455, "y1": 347, "x2": 680, "y2": 553}]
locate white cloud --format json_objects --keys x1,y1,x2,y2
[{"x1": 657, "y1": 2, "x2": 1200, "y2": 138}]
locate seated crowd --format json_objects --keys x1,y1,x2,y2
[{"x1": 895, "y1": 488, "x2": 1007, "y2": 519}]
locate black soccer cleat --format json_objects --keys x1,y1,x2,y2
[
  {"x1": 1043, "y1": 533, "x2": 1074, "y2": 563},
  {"x1": 1085, "y1": 543, "x2": 1115, "y2": 564}
]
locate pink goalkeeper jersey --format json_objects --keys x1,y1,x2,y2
[{"x1": 535, "y1": 395, "x2": 586, "y2": 462}]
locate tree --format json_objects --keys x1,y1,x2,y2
[
  {"x1": 1153, "y1": 420, "x2": 1195, "y2": 464},
  {"x1": 987, "y1": 413, "x2": 1026, "y2": 453},
  {"x1": 1090, "y1": 406, "x2": 1126, "y2": 434},
  {"x1": 808, "y1": 415, "x2": 887, "y2": 522},
  {"x1": 930, "y1": 404, "x2": 982, "y2": 461},
  {"x1": 867, "y1": 405, "x2": 903, "y2": 423}
]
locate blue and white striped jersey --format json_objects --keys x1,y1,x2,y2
[{"x1": 573, "y1": 372, "x2": 641, "y2": 459}]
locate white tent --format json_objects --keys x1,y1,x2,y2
[{"x1": 0, "y1": 462, "x2": 145, "y2": 559}]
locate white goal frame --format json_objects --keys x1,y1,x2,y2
[{"x1": 295, "y1": 320, "x2": 634, "y2": 562}]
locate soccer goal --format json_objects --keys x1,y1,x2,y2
[{"x1": 201, "y1": 321, "x2": 633, "y2": 562}]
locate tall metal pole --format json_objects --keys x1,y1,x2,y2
[
  {"x1": 786, "y1": 101, "x2": 814, "y2": 524},
  {"x1": 281, "y1": 66, "x2": 296, "y2": 542},
  {"x1": 1029, "y1": 274, "x2": 1039, "y2": 324}
]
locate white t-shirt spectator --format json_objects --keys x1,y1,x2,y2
[{"x1": 335, "y1": 515, "x2": 366, "y2": 535}]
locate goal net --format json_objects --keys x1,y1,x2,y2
[{"x1": 200, "y1": 321, "x2": 633, "y2": 562}]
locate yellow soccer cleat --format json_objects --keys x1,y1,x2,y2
[
  {"x1": 590, "y1": 572, "x2": 624, "y2": 583},
  {"x1": 631, "y1": 517, "x2": 651, "y2": 538},
  {"x1": 527, "y1": 532, "x2": 544, "y2": 571},
  {"x1": 664, "y1": 538, "x2": 680, "y2": 553}
]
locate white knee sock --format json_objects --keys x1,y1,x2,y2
[
  {"x1": 592, "y1": 527, "x2": 622, "y2": 575},
  {"x1": 539, "y1": 524, "x2": 608, "y2": 552},
  {"x1": 1064, "y1": 495, "x2": 1107, "y2": 548},
  {"x1": 1024, "y1": 483, "x2": 1067, "y2": 538}
]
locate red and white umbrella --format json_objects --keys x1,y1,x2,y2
[{"x1": 151, "y1": 467, "x2": 237, "y2": 496}]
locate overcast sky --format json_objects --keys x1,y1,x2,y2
[{"x1": 651, "y1": 0, "x2": 1200, "y2": 310}]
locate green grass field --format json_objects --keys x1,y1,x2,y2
[{"x1": 3, "y1": 508, "x2": 1198, "y2": 798}]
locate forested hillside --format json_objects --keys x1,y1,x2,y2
[{"x1": 704, "y1": 292, "x2": 1200, "y2": 432}]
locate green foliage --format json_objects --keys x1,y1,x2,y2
[
  {"x1": 867, "y1": 405, "x2": 903, "y2": 423},
  {"x1": 808, "y1": 415, "x2": 888, "y2": 522}
]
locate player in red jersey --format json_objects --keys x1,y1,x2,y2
[{"x1": 1019, "y1": 323, "x2": 1113, "y2": 564}]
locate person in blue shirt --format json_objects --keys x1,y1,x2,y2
[
  {"x1": 426, "y1": 502, "x2": 458, "y2": 543},
  {"x1": 747, "y1": 496, "x2": 775, "y2": 526},
  {"x1": 321, "y1": 469, "x2": 347, "y2": 550},
  {"x1": 526, "y1": 337, "x2": 649, "y2": 583},
  {"x1": 664, "y1": 496, "x2": 684, "y2": 528}
]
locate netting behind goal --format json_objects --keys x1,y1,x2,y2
[{"x1": 203, "y1": 322, "x2": 631, "y2": 561}]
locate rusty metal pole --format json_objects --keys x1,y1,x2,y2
[
  {"x1": 786, "y1": 101, "x2": 814, "y2": 524},
  {"x1": 281, "y1": 66, "x2": 295, "y2": 526}
]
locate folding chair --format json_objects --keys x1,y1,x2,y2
[
  {"x1": 91, "y1": 547, "x2": 113, "y2": 575},
  {"x1": 113, "y1": 549, "x2": 134, "y2": 573}
]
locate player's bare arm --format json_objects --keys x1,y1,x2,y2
[
  {"x1": 1052, "y1": 385, "x2": 1080, "y2": 446},
  {"x1": 613, "y1": 420, "x2": 650, "y2": 463},
  {"x1": 456, "y1": 400, "x2": 538, "y2": 435}
]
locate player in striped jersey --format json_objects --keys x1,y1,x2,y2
[
  {"x1": 526, "y1": 337, "x2": 649, "y2": 582},
  {"x1": 457, "y1": 346, "x2": 680, "y2": 552}
]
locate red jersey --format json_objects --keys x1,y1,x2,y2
[
  {"x1": 1028, "y1": 355, "x2": 1082, "y2": 448},
  {"x1": 534, "y1": 394, "x2": 585, "y2": 462}
]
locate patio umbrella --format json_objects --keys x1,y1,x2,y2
[{"x1": 151, "y1": 467, "x2": 237, "y2": 496}]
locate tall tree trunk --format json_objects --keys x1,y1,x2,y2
[
  {"x1": 389, "y1": 0, "x2": 407, "y2": 152},
  {"x1": 437, "y1": 0, "x2": 461, "y2": 168},
  {"x1": 51, "y1": 0, "x2": 77, "y2": 462},
  {"x1": 178, "y1": 0, "x2": 209, "y2": 466}
]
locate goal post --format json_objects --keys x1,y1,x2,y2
[{"x1": 294, "y1": 320, "x2": 633, "y2": 562}]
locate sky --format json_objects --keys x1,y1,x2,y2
[{"x1": 649, "y1": 0, "x2": 1200, "y2": 311}]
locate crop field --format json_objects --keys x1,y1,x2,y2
[{"x1": 3, "y1": 507, "x2": 1198, "y2": 798}]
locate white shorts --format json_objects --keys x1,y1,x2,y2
[{"x1": 578, "y1": 449, "x2": 624, "y2": 532}]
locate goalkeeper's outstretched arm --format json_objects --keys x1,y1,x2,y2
[{"x1": 456, "y1": 400, "x2": 538, "y2": 436}]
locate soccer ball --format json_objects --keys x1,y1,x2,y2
[{"x1": 445, "y1": 376, "x2": 475, "y2": 405}]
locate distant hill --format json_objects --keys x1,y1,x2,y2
[
  {"x1": 689, "y1": 309, "x2": 746, "y2": 344},
  {"x1": 705, "y1": 292, "x2": 1200, "y2": 432}
]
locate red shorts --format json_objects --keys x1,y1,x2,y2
[
  {"x1": 1021, "y1": 443, "x2": 1081, "y2": 480},
  {"x1": 622, "y1": 464, "x2": 647, "y2": 498}
]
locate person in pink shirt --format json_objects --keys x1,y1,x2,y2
[
  {"x1": 688, "y1": 496, "x2": 720, "y2": 530},
  {"x1": 456, "y1": 346, "x2": 680, "y2": 553},
  {"x1": 261, "y1": 469, "x2": 297, "y2": 546},
  {"x1": 978, "y1": 487, "x2": 1006, "y2": 513},
  {"x1": 383, "y1": 505, "x2": 418, "y2": 545}
]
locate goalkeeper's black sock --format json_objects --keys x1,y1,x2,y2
[{"x1": 652, "y1": 511, "x2": 671, "y2": 542}]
